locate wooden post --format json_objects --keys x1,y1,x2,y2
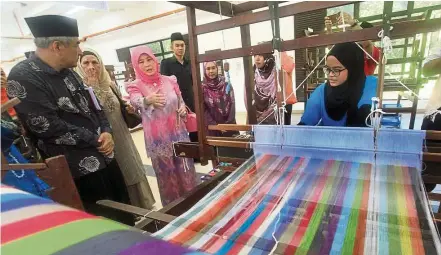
[
  {"x1": 186, "y1": 7, "x2": 208, "y2": 165},
  {"x1": 39, "y1": 156, "x2": 84, "y2": 210},
  {"x1": 240, "y1": 21, "x2": 257, "y2": 124}
]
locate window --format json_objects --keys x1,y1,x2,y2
[
  {"x1": 147, "y1": 42, "x2": 162, "y2": 54},
  {"x1": 392, "y1": 1, "x2": 408, "y2": 12},
  {"x1": 359, "y1": 1, "x2": 384, "y2": 17},
  {"x1": 415, "y1": 1, "x2": 441, "y2": 8},
  {"x1": 162, "y1": 39, "x2": 172, "y2": 51},
  {"x1": 327, "y1": 4, "x2": 354, "y2": 16}
]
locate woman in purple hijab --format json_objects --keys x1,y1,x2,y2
[
  {"x1": 253, "y1": 53, "x2": 277, "y2": 124},
  {"x1": 202, "y1": 61, "x2": 238, "y2": 137}
]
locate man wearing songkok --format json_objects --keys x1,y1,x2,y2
[{"x1": 6, "y1": 15, "x2": 133, "y2": 225}]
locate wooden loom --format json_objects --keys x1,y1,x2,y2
[
  {"x1": 1, "y1": 98, "x2": 84, "y2": 211},
  {"x1": 95, "y1": 1, "x2": 441, "y2": 232}
]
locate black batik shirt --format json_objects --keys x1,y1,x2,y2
[
  {"x1": 160, "y1": 56, "x2": 195, "y2": 111},
  {"x1": 6, "y1": 55, "x2": 113, "y2": 178}
]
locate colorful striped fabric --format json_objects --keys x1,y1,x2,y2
[
  {"x1": 154, "y1": 154, "x2": 441, "y2": 254},
  {"x1": 0, "y1": 185, "x2": 206, "y2": 255}
]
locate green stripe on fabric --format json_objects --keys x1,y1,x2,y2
[
  {"x1": 2, "y1": 218, "x2": 129, "y2": 255},
  {"x1": 295, "y1": 161, "x2": 341, "y2": 255},
  {"x1": 387, "y1": 166, "x2": 402, "y2": 255},
  {"x1": 340, "y1": 163, "x2": 365, "y2": 254}
]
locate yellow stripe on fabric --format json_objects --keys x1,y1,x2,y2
[
  {"x1": 394, "y1": 166, "x2": 413, "y2": 255},
  {"x1": 1, "y1": 218, "x2": 129, "y2": 255}
]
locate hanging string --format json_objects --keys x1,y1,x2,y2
[
  {"x1": 218, "y1": 1, "x2": 227, "y2": 50},
  {"x1": 8, "y1": 152, "x2": 25, "y2": 178},
  {"x1": 354, "y1": 36, "x2": 419, "y2": 99}
]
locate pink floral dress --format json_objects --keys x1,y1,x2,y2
[{"x1": 127, "y1": 75, "x2": 197, "y2": 206}]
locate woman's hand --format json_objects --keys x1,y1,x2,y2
[
  {"x1": 177, "y1": 105, "x2": 187, "y2": 118},
  {"x1": 144, "y1": 93, "x2": 166, "y2": 108}
]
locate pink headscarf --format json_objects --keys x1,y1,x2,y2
[{"x1": 130, "y1": 45, "x2": 161, "y2": 85}]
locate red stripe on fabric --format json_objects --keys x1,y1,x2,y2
[
  {"x1": 224, "y1": 158, "x2": 305, "y2": 255},
  {"x1": 169, "y1": 155, "x2": 273, "y2": 245},
  {"x1": 1, "y1": 210, "x2": 95, "y2": 244},
  {"x1": 352, "y1": 164, "x2": 371, "y2": 254},
  {"x1": 203, "y1": 157, "x2": 297, "y2": 253},
  {"x1": 402, "y1": 167, "x2": 425, "y2": 255},
  {"x1": 286, "y1": 160, "x2": 334, "y2": 251}
]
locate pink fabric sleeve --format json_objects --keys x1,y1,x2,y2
[
  {"x1": 168, "y1": 75, "x2": 181, "y2": 95},
  {"x1": 126, "y1": 81, "x2": 154, "y2": 115}
]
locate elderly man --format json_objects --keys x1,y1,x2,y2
[{"x1": 6, "y1": 15, "x2": 133, "y2": 225}]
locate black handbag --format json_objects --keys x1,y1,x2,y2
[{"x1": 110, "y1": 86, "x2": 142, "y2": 129}]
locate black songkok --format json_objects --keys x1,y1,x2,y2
[
  {"x1": 170, "y1": 32, "x2": 184, "y2": 42},
  {"x1": 25, "y1": 15, "x2": 79, "y2": 38}
]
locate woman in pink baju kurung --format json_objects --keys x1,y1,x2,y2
[{"x1": 127, "y1": 46, "x2": 197, "y2": 206}]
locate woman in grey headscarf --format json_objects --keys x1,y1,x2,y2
[{"x1": 75, "y1": 48, "x2": 155, "y2": 209}]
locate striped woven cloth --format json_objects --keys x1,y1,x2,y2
[
  {"x1": 154, "y1": 154, "x2": 441, "y2": 254},
  {"x1": 0, "y1": 185, "x2": 206, "y2": 255}
]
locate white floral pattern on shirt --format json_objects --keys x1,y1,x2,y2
[
  {"x1": 6, "y1": 80, "x2": 27, "y2": 99},
  {"x1": 57, "y1": 97, "x2": 80, "y2": 113},
  {"x1": 64, "y1": 77, "x2": 77, "y2": 92},
  {"x1": 27, "y1": 115, "x2": 50, "y2": 133},
  {"x1": 55, "y1": 132, "x2": 76, "y2": 145},
  {"x1": 79, "y1": 156, "x2": 100, "y2": 172}
]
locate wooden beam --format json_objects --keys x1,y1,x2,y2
[
  {"x1": 1, "y1": 163, "x2": 47, "y2": 171},
  {"x1": 172, "y1": 142, "x2": 215, "y2": 159},
  {"x1": 423, "y1": 152, "x2": 441, "y2": 163},
  {"x1": 240, "y1": 21, "x2": 257, "y2": 124},
  {"x1": 39, "y1": 155, "x2": 84, "y2": 210},
  {"x1": 234, "y1": 1, "x2": 286, "y2": 14},
  {"x1": 195, "y1": 1, "x2": 356, "y2": 35},
  {"x1": 1, "y1": 98, "x2": 20, "y2": 113},
  {"x1": 97, "y1": 200, "x2": 176, "y2": 223},
  {"x1": 208, "y1": 124, "x2": 252, "y2": 131},
  {"x1": 171, "y1": 1, "x2": 235, "y2": 17},
  {"x1": 186, "y1": 7, "x2": 208, "y2": 165},
  {"x1": 207, "y1": 139, "x2": 250, "y2": 148},
  {"x1": 427, "y1": 131, "x2": 441, "y2": 141},
  {"x1": 198, "y1": 18, "x2": 441, "y2": 62}
]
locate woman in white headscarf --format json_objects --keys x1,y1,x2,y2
[{"x1": 75, "y1": 48, "x2": 155, "y2": 209}]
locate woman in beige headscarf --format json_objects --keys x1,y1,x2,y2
[{"x1": 75, "y1": 48, "x2": 155, "y2": 209}]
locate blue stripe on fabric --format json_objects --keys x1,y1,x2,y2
[
  {"x1": 250, "y1": 158, "x2": 323, "y2": 253},
  {"x1": 215, "y1": 157, "x2": 300, "y2": 255},
  {"x1": 1, "y1": 197, "x2": 53, "y2": 212},
  {"x1": 329, "y1": 163, "x2": 360, "y2": 254},
  {"x1": 0, "y1": 193, "x2": 35, "y2": 203}
]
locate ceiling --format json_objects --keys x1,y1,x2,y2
[{"x1": 0, "y1": 1, "x2": 185, "y2": 61}]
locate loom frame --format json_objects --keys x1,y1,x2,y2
[{"x1": 96, "y1": 1, "x2": 441, "y2": 233}]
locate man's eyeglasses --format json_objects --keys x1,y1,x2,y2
[{"x1": 323, "y1": 66, "x2": 346, "y2": 77}]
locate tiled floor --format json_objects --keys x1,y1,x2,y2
[{"x1": 131, "y1": 110, "x2": 430, "y2": 209}]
